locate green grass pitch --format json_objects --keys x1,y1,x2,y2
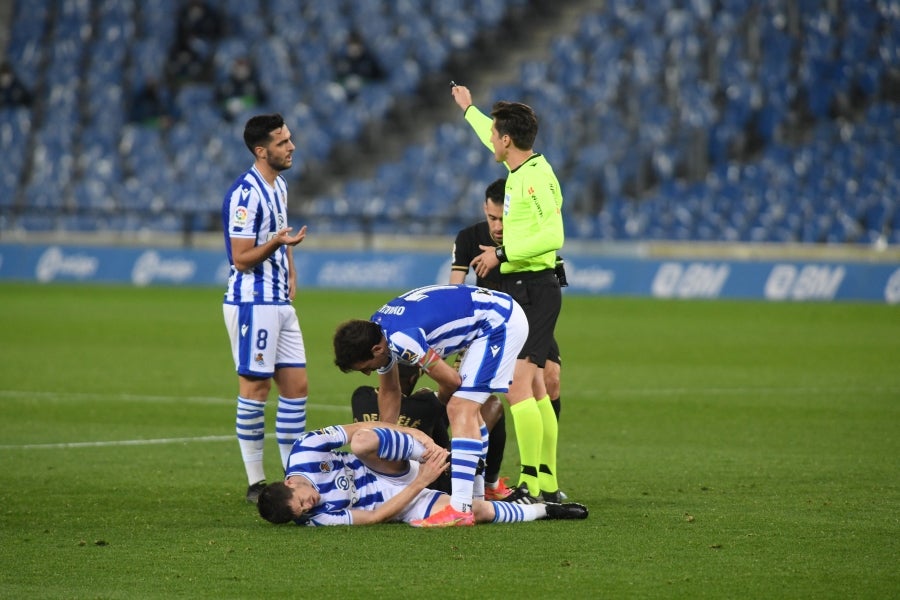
[{"x1": 0, "y1": 283, "x2": 898, "y2": 598}]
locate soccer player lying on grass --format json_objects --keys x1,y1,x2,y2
[{"x1": 256, "y1": 421, "x2": 587, "y2": 527}]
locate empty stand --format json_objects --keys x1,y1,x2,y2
[{"x1": 0, "y1": 0, "x2": 896, "y2": 246}]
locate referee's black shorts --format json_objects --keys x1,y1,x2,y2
[
  {"x1": 500, "y1": 269, "x2": 561, "y2": 368},
  {"x1": 547, "y1": 337, "x2": 561, "y2": 366}
]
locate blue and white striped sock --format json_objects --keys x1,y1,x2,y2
[
  {"x1": 276, "y1": 396, "x2": 307, "y2": 469},
  {"x1": 236, "y1": 397, "x2": 266, "y2": 484},
  {"x1": 490, "y1": 501, "x2": 545, "y2": 523},
  {"x1": 373, "y1": 428, "x2": 425, "y2": 461},
  {"x1": 450, "y1": 438, "x2": 482, "y2": 513}
]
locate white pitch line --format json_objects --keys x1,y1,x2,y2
[
  {"x1": 574, "y1": 386, "x2": 900, "y2": 397},
  {"x1": 0, "y1": 390, "x2": 240, "y2": 404},
  {"x1": 0, "y1": 390, "x2": 352, "y2": 450},
  {"x1": 3, "y1": 386, "x2": 896, "y2": 404},
  {"x1": 0, "y1": 430, "x2": 352, "y2": 451},
  {"x1": 0, "y1": 389, "x2": 354, "y2": 409},
  {"x1": 0, "y1": 435, "x2": 235, "y2": 450},
  {"x1": 2, "y1": 386, "x2": 894, "y2": 450}
]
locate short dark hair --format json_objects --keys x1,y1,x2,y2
[
  {"x1": 243, "y1": 113, "x2": 285, "y2": 154},
  {"x1": 490, "y1": 101, "x2": 537, "y2": 150},
  {"x1": 257, "y1": 482, "x2": 296, "y2": 524},
  {"x1": 485, "y1": 178, "x2": 506, "y2": 206},
  {"x1": 334, "y1": 319, "x2": 383, "y2": 372}
]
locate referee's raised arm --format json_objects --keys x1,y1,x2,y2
[{"x1": 451, "y1": 84, "x2": 472, "y2": 112}]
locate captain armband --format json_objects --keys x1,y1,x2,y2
[{"x1": 417, "y1": 348, "x2": 442, "y2": 373}]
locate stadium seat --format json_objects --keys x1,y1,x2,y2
[{"x1": 2, "y1": 0, "x2": 897, "y2": 245}]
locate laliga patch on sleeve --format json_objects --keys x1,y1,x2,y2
[
  {"x1": 400, "y1": 348, "x2": 420, "y2": 364},
  {"x1": 233, "y1": 206, "x2": 248, "y2": 226}
]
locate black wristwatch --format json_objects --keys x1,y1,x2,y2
[{"x1": 495, "y1": 246, "x2": 508, "y2": 263}]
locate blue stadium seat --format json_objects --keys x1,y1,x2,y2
[
  {"x1": 127, "y1": 38, "x2": 169, "y2": 89},
  {"x1": 3, "y1": 0, "x2": 896, "y2": 242},
  {"x1": 22, "y1": 170, "x2": 67, "y2": 210},
  {"x1": 0, "y1": 107, "x2": 32, "y2": 197}
]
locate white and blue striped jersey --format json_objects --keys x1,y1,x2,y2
[
  {"x1": 285, "y1": 425, "x2": 392, "y2": 526},
  {"x1": 222, "y1": 165, "x2": 291, "y2": 305},
  {"x1": 372, "y1": 284, "x2": 515, "y2": 373}
]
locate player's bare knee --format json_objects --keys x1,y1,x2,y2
[
  {"x1": 274, "y1": 367, "x2": 308, "y2": 398},
  {"x1": 239, "y1": 377, "x2": 272, "y2": 401},
  {"x1": 545, "y1": 377, "x2": 560, "y2": 400},
  {"x1": 544, "y1": 361, "x2": 561, "y2": 399},
  {"x1": 446, "y1": 397, "x2": 481, "y2": 422},
  {"x1": 349, "y1": 428, "x2": 379, "y2": 456}
]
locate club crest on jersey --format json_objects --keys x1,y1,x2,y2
[
  {"x1": 254, "y1": 353, "x2": 265, "y2": 366},
  {"x1": 319, "y1": 461, "x2": 333, "y2": 473},
  {"x1": 234, "y1": 206, "x2": 248, "y2": 226}
]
